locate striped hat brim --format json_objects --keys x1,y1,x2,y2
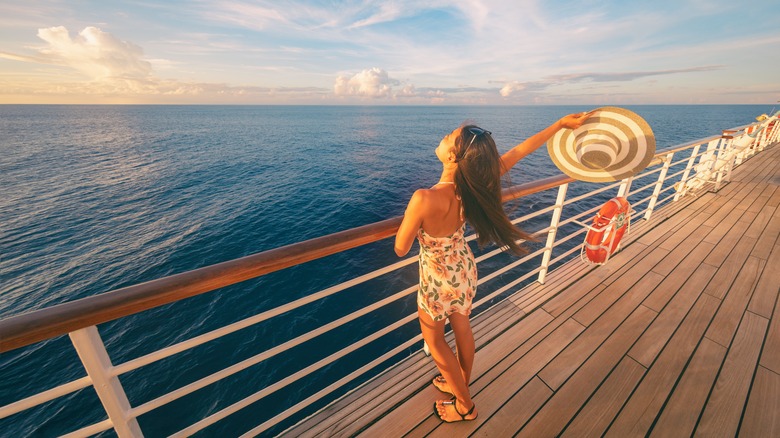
[{"x1": 547, "y1": 107, "x2": 656, "y2": 182}]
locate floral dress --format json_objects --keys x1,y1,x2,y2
[{"x1": 417, "y1": 223, "x2": 478, "y2": 322}]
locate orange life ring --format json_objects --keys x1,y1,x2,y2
[{"x1": 584, "y1": 197, "x2": 630, "y2": 264}]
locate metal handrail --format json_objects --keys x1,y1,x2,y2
[{"x1": 1, "y1": 117, "x2": 776, "y2": 437}]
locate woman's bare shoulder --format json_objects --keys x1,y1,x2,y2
[{"x1": 408, "y1": 187, "x2": 450, "y2": 213}]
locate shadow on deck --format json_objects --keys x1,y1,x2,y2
[{"x1": 282, "y1": 144, "x2": 780, "y2": 437}]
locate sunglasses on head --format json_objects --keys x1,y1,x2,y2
[{"x1": 461, "y1": 126, "x2": 491, "y2": 159}]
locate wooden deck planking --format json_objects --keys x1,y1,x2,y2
[
  {"x1": 469, "y1": 377, "x2": 551, "y2": 438},
  {"x1": 540, "y1": 242, "x2": 652, "y2": 317},
  {"x1": 740, "y1": 366, "x2": 780, "y2": 437},
  {"x1": 356, "y1": 308, "x2": 560, "y2": 437},
  {"x1": 759, "y1": 248, "x2": 780, "y2": 375},
  {"x1": 642, "y1": 240, "x2": 715, "y2": 312},
  {"x1": 420, "y1": 319, "x2": 586, "y2": 438},
  {"x1": 296, "y1": 297, "x2": 531, "y2": 437},
  {"x1": 560, "y1": 356, "x2": 647, "y2": 437},
  {"x1": 289, "y1": 300, "x2": 525, "y2": 436},
  {"x1": 649, "y1": 338, "x2": 727, "y2": 437},
  {"x1": 517, "y1": 306, "x2": 658, "y2": 438},
  {"x1": 704, "y1": 256, "x2": 765, "y2": 347},
  {"x1": 628, "y1": 262, "x2": 718, "y2": 367},
  {"x1": 604, "y1": 293, "x2": 722, "y2": 437},
  {"x1": 570, "y1": 254, "x2": 665, "y2": 327},
  {"x1": 280, "y1": 143, "x2": 780, "y2": 438},
  {"x1": 696, "y1": 311, "x2": 769, "y2": 437},
  {"x1": 539, "y1": 271, "x2": 664, "y2": 390},
  {"x1": 747, "y1": 244, "x2": 780, "y2": 319}
]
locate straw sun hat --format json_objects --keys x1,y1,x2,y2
[{"x1": 547, "y1": 107, "x2": 656, "y2": 182}]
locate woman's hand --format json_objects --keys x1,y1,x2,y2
[{"x1": 559, "y1": 111, "x2": 593, "y2": 130}]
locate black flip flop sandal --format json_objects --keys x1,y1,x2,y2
[
  {"x1": 433, "y1": 397, "x2": 477, "y2": 423},
  {"x1": 432, "y1": 375, "x2": 454, "y2": 396}
]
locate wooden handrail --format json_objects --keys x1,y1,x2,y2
[
  {"x1": 502, "y1": 174, "x2": 574, "y2": 203},
  {"x1": 0, "y1": 134, "x2": 746, "y2": 353},
  {"x1": 0, "y1": 217, "x2": 400, "y2": 353}
]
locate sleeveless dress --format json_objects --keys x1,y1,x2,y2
[{"x1": 417, "y1": 223, "x2": 478, "y2": 322}]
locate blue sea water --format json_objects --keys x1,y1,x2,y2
[{"x1": 0, "y1": 104, "x2": 771, "y2": 436}]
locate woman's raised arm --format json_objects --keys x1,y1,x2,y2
[{"x1": 500, "y1": 112, "x2": 591, "y2": 175}]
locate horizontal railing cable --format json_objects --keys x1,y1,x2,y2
[
  {"x1": 171, "y1": 314, "x2": 422, "y2": 437},
  {"x1": 132, "y1": 226, "x2": 541, "y2": 418},
  {"x1": 547, "y1": 242, "x2": 586, "y2": 267},
  {"x1": 632, "y1": 165, "x2": 665, "y2": 181},
  {"x1": 112, "y1": 255, "x2": 420, "y2": 376},
  {"x1": 562, "y1": 182, "x2": 621, "y2": 206},
  {"x1": 557, "y1": 204, "x2": 605, "y2": 229},
  {"x1": 60, "y1": 419, "x2": 114, "y2": 438},
  {"x1": 550, "y1": 228, "x2": 588, "y2": 250},
  {"x1": 130, "y1": 226, "x2": 543, "y2": 418},
  {"x1": 474, "y1": 265, "x2": 543, "y2": 311},
  {"x1": 631, "y1": 193, "x2": 656, "y2": 210},
  {"x1": 0, "y1": 376, "x2": 93, "y2": 419},
  {"x1": 237, "y1": 334, "x2": 424, "y2": 438},
  {"x1": 171, "y1": 235, "x2": 558, "y2": 436},
  {"x1": 129, "y1": 285, "x2": 417, "y2": 417},
  {"x1": 628, "y1": 178, "x2": 664, "y2": 196}
]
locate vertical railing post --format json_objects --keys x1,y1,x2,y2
[
  {"x1": 735, "y1": 135, "x2": 748, "y2": 166},
  {"x1": 759, "y1": 119, "x2": 778, "y2": 150},
  {"x1": 765, "y1": 122, "x2": 777, "y2": 148},
  {"x1": 70, "y1": 326, "x2": 143, "y2": 438},
  {"x1": 674, "y1": 144, "x2": 701, "y2": 201},
  {"x1": 762, "y1": 124, "x2": 771, "y2": 148},
  {"x1": 724, "y1": 133, "x2": 744, "y2": 183},
  {"x1": 744, "y1": 133, "x2": 755, "y2": 158},
  {"x1": 770, "y1": 119, "x2": 780, "y2": 144},
  {"x1": 755, "y1": 127, "x2": 765, "y2": 152},
  {"x1": 701, "y1": 138, "x2": 722, "y2": 189},
  {"x1": 713, "y1": 135, "x2": 731, "y2": 191},
  {"x1": 736, "y1": 127, "x2": 755, "y2": 166},
  {"x1": 644, "y1": 152, "x2": 674, "y2": 221},
  {"x1": 617, "y1": 176, "x2": 633, "y2": 198},
  {"x1": 759, "y1": 123, "x2": 772, "y2": 151},
  {"x1": 538, "y1": 183, "x2": 568, "y2": 284}
]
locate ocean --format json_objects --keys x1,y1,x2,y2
[{"x1": 0, "y1": 104, "x2": 771, "y2": 436}]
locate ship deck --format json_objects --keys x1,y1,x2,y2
[{"x1": 283, "y1": 143, "x2": 780, "y2": 437}]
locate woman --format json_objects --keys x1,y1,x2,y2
[{"x1": 394, "y1": 112, "x2": 590, "y2": 423}]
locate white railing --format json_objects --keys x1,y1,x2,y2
[{"x1": 1, "y1": 116, "x2": 777, "y2": 437}]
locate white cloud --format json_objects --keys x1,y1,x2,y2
[
  {"x1": 199, "y1": 1, "x2": 491, "y2": 32},
  {"x1": 497, "y1": 66, "x2": 725, "y2": 98},
  {"x1": 35, "y1": 26, "x2": 152, "y2": 81},
  {"x1": 397, "y1": 84, "x2": 417, "y2": 97},
  {"x1": 348, "y1": 2, "x2": 404, "y2": 29},
  {"x1": 426, "y1": 89, "x2": 447, "y2": 104},
  {"x1": 499, "y1": 81, "x2": 525, "y2": 97},
  {"x1": 204, "y1": 1, "x2": 288, "y2": 31},
  {"x1": 334, "y1": 67, "x2": 399, "y2": 98},
  {"x1": 0, "y1": 26, "x2": 331, "y2": 102}
]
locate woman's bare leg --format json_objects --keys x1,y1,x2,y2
[
  {"x1": 418, "y1": 308, "x2": 477, "y2": 421},
  {"x1": 448, "y1": 312, "x2": 475, "y2": 386}
]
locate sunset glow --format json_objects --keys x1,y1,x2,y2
[{"x1": 1, "y1": 1, "x2": 778, "y2": 105}]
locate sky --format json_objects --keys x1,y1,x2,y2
[{"x1": 1, "y1": 1, "x2": 778, "y2": 105}]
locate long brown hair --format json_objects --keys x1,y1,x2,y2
[{"x1": 454, "y1": 124, "x2": 534, "y2": 255}]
